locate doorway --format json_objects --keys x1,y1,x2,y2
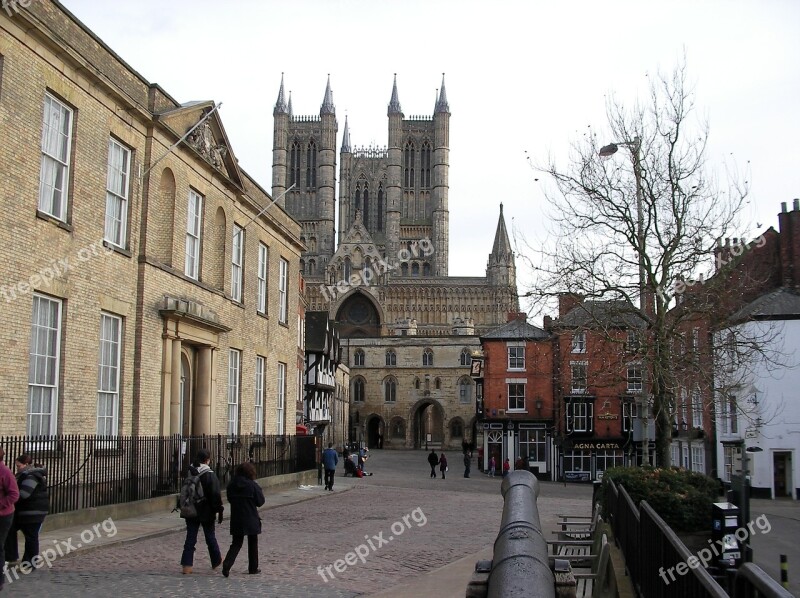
[
  {"x1": 179, "y1": 353, "x2": 193, "y2": 436},
  {"x1": 774, "y1": 452, "x2": 793, "y2": 498},
  {"x1": 412, "y1": 401, "x2": 444, "y2": 449},
  {"x1": 367, "y1": 416, "x2": 383, "y2": 449}
]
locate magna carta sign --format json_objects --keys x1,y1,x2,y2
[{"x1": 572, "y1": 442, "x2": 622, "y2": 450}]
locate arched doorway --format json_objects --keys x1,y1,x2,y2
[
  {"x1": 411, "y1": 401, "x2": 444, "y2": 449},
  {"x1": 366, "y1": 415, "x2": 384, "y2": 449}
]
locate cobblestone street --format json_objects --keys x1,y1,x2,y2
[{"x1": 2, "y1": 450, "x2": 592, "y2": 597}]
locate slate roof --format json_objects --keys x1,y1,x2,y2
[
  {"x1": 728, "y1": 287, "x2": 800, "y2": 323},
  {"x1": 559, "y1": 300, "x2": 647, "y2": 329},
  {"x1": 481, "y1": 318, "x2": 549, "y2": 340}
]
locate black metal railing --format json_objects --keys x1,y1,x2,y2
[
  {"x1": 605, "y1": 478, "x2": 790, "y2": 598},
  {"x1": 0, "y1": 434, "x2": 316, "y2": 515}
]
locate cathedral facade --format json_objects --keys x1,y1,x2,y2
[{"x1": 272, "y1": 75, "x2": 519, "y2": 449}]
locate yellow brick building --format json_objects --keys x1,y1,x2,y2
[{"x1": 0, "y1": 2, "x2": 303, "y2": 437}]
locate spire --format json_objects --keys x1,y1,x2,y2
[
  {"x1": 287, "y1": 91, "x2": 293, "y2": 117},
  {"x1": 491, "y1": 203, "x2": 512, "y2": 257},
  {"x1": 341, "y1": 115, "x2": 351, "y2": 153},
  {"x1": 435, "y1": 73, "x2": 450, "y2": 113},
  {"x1": 388, "y1": 73, "x2": 402, "y2": 115},
  {"x1": 274, "y1": 73, "x2": 288, "y2": 115},
  {"x1": 320, "y1": 74, "x2": 335, "y2": 115}
]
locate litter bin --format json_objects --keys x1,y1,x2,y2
[{"x1": 711, "y1": 502, "x2": 742, "y2": 569}]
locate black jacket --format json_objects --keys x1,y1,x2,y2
[
  {"x1": 188, "y1": 464, "x2": 223, "y2": 523},
  {"x1": 15, "y1": 467, "x2": 49, "y2": 523},
  {"x1": 427, "y1": 451, "x2": 438, "y2": 466},
  {"x1": 226, "y1": 474, "x2": 265, "y2": 536}
]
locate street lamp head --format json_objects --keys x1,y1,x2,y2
[{"x1": 599, "y1": 143, "x2": 619, "y2": 157}]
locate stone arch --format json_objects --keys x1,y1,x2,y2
[
  {"x1": 334, "y1": 290, "x2": 383, "y2": 337},
  {"x1": 152, "y1": 167, "x2": 176, "y2": 265},
  {"x1": 366, "y1": 414, "x2": 384, "y2": 449},
  {"x1": 409, "y1": 398, "x2": 444, "y2": 449}
]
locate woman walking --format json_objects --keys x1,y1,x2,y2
[
  {"x1": 221, "y1": 462, "x2": 265, "y2": 577},
  {"x1": 4, "y1": 454, "x2": 48, "y2": 567},
  {"x1": 438, "y1": 452, "x2": 448, "y2": 480}
]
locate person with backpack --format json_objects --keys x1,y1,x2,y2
[
  {"x1": 0, "y1": 447, "x2": 20, "y2": 592},
  {"x1": 179, "y1": 448, "x2": 223, "y2": 575},
  {"x1": 221, "y1": 461, "x2": 265, "y2": 577},
  {"x1": 4, "y1": 454, "x2": 48, "y2": 568}
]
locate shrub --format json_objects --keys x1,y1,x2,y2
[{"x1": 600, "y1": 466, "x2": 718, "y2": 532}]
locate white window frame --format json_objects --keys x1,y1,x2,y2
[
  {"x1": 276, "y1": 361, "x2": 286, "y2": 434},
  {"x1": 231, "y1": 224, "x2": 244, "y2": 302},
  {"x1": 622, "y1": 401, "x2": 637, "y2": 432},
  {"x1": 570, "y1": 361, "x2": 587, "y2": 394},
  {"x1": 691, "y1": 445, "x2": 705, "y2": 473},
  {"x1": 104, "y1": 138, "x2": 130, "y2": 248},
  {"x1": 97, "y1": 312, "x2": 122, "y2": 437},
  {"x1": 507, "y1": 346, "x2": 525, "y2": 370},
  {"x1": 278, "y1": 257, "x2": 288, "y2": 323},
  {"x1": 27, "y1": 294, "x2": 62, "y2": 436},
  {"x1": 507, "y1": 382, "x2": 525, "y2": 411},
  {"x1": 691, "y1": 388, "x2": 703, "y2": 428},
  {"x1": 38, "y1": 93, "x2": 73, "y2": 221},
  {"x1": 571, "y1": 331, "x2": 586, "y2": 353},
  {"x1": 185, "y1": 190, "x2": 203, "y2": 279},
  {"x1": 227, "y1": 349, "x2": 241, "y2": 436},
  {"x1": 566, "y1": 401, "x2": 593, "y2": 433},
  {"x1": 254, "y1": 355, "x2": 265, "y2": 435},
  {"x1": 257, "y1": 243, "x2": 268, "y2": 313},
  {"x1": 627, "y1": 362, "x2": 643, "y2": 393},
  {"x1": 459, "y1": 378, "x2": 473, "y2": 404},
  {"x1": 627, "y1": 329, "x2": 641, "y2": 353}
]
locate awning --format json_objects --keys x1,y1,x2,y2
[{"x1": 296, "y1": 424, "x2": 309, "y2": 435}]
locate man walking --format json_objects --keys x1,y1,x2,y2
[
  {"x1": 322, "y1": 443, "x2": 338, "y2": 491},
  {"x1": 427, "y1": 449, "x2": 439, "y2": 478},
  {"x1": 463, "y1": 452, "x2": 471, "y2": 478},
  {"x1": 180, "y1": 448, "x2": 224, "y2": 575},
  {"x1": 0, "y1": 447, "x2": 20, "y2": 592}
]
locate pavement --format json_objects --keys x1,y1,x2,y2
[{"x1": 1, "y1": 450, "x2": 594, "y2": 597}]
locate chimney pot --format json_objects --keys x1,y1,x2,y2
[
  {"x1": 794, "y1": 198, "x2": 800, "y2": 211},
  {"x1": 782, "y1": 202, "x2": 788, "y2": 213},
  {"x1": 725, "y1": 238, "x2": 730, "y2": 247}
]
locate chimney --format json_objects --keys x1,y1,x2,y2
[
  {"x1": 778, "y1": 200, "x2": 800, "y2": 289},
  {"x1": 543, "y1": 315, "x2": 553, "y2": 330},
  {"x1": 558, "y1": 293, "x2": 583, "y2": 317}
]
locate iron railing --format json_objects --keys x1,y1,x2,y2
[
  {"x1": 0, "y1": 434, "x2": 317, "y2": 515},
  {"x1": 605, "y1": 478, "x2": 789, "y2": 598}
]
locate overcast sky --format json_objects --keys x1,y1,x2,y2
[{"x1": 61, "y1": 0, "x2": 800, "y2": 305}]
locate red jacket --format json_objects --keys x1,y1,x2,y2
[{"x1": 0, "y1": 461, "x2": 20, "y2": 516}]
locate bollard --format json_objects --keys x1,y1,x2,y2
[
  {"x1": 487, "y1": 470, "x2": 555, "y2": 598},
  {"x1": 781, "y1": 554, "x2": 788, "y2": 589}
]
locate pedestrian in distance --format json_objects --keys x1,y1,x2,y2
[
  {"x1": 5, "y1": 454, "x2": 49, "y2": 569},
  {"x1": 322, "y1": 443, "x2": 338, "y2": 491},
  {"x1": 515, "y1": 456, "x2": 526, "y2": 472},
  {"x1": 0, "y1": 447, "x2": 20, "y2": 592},
  {"x1": 222, "y1": 461, "x2": 265, "y2": 577},
  {"x1": 439, "y1": 452, "x2": 448, "y2": 480},
  {"x1": 463, "y1": 452, "x2": 471, "y2": 478},
  {"x1": 502, "y1": 458, "x2": 511, "y2": 477},
  {"x1": 427, "y1": 449, "x2": 439, "y2": 478},
  {"x1": 489, "y1": 455, "x2": 496, "y2": 477},
  {"x1": 180, "y1": 448, "x2": 224, "y2": 575}
]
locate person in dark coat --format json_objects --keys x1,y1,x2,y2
[
  {"x1": 427, "y1": 449, "x2": 438, "y2": 478},
  {"x1": 322, "y1": 443, "x2": 338, "y2": 491},
  {"x1": 463, "y1": 452, "x2": 471, "y2": 478},
  {"x1": 222, "y1": 461, "x2": 265, "y2": 576},
  {"x1": 439, "y1": 453, "x2": 448, "y2": 480},
  {"x1": 0, "y1": 447, "x2": 20, "y2": 592},
  {"x1": 5, "y1": 454, "x2": 48, "y2": 567},
  {"x1": 180, "y1": 448, "x2": 224, "y2": 574}
]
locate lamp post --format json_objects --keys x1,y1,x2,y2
[{"x1": 599, "y1": 136, "x2": 651, "y2": 466}]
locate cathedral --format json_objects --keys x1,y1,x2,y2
[{"x1": 273, "y1": 74, "x2": 519, "y2": 449}]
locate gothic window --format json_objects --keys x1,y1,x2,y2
[
  {"x1": 412, "y1": 263, "x2": 420, "y2": 276},
  {"x1": 377, "y1": 185, "x2": 384, "y2": 231},
  {"x1": 421, "y1": 141, "x2": 432, "y2": 188},
  {"x1": 450, "y1": 418, "x2": 464, "y2": 438},
  {"x1": 354, "y1": 349, "x2": 365, "y2": 367},
  {"x1": 299, "y1": 259, "x2": 305, "y2": 275},
  {"x1": 403, "y1": 141, "x2": 415, "y2": 188},
  {"x1": 391, "y1": 417, "x2": 405, "y2": 438},
  {"x1": 355, "y1": 187, "x2": 361, "y2": 213},
  {"x1": 306, "y1": 140, "x2": 317, "y2": 188},
  {"x1": 459, "y1": 378, "x2": 472, "y2": 404},
  {"x1": 401, "y1": 263, "x2": 409, "y2": 276},
  {"x1": 435, "y1": 377, "x2": 441, "y2": 390},
  {"x1": 353, "y1": 378, "x2": 365, "y2": 403},
  {"x1": 308, "y1": 260, "x2": 316, "y2": 275},
  {"x1": 423, "y1": 349, "x2": 434, "y2": 366},
  {"x1": 343, "y1": 257, "x2": 351, "y2": 281},
  {"x1": 460, "y1": 349, "x2": 470, "y2": 366},
  {"x1": 385, "y1": 350, "x2": 396, "y2": 366},
  {"x1": 363, "y1": 187, "x2": 370, "y2": 226},
  {"x1": 290, "y1": 140, "x2": 301, "y2": 186},
  {"x1": 414, "y1": 377, "x2": 420, "y2": 390},
  {"x1": 384, "y1": 377, "x2": 397, "y2": 403},
  {"x1": 423, "y1": 262, "x2": 431, "y2": 276}
]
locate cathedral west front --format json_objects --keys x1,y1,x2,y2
[{"x1": 273, "y1": 74, "x2": 519, "y2": 449}]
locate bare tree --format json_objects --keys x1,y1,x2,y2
[{"x1": 520, "y1": 59, "x2": 768, "y2": 466}]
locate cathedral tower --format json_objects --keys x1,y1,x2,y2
[{"x1": 272, "y1": 75, "x2": 338, "y2": 278}]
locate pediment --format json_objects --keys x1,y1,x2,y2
[
  {"x1": 330, "y1": 210, "x2": 383, "y2": 265},
  {"x1": 156, "y1": 101, "x2": 244, "y2": 191}
]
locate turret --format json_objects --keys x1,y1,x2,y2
[
  {"x1": 318, "y1": 75, "x2": 338, "y2": 257},
  {"x1": 386, "y1": 74, "x2": 403, "y2": 261},
  {"x1": 272, "y1": 73, "x2": 289, "y2": 205},
  {"x1": 487, "y1": 203, "x2": 516, "y2": 289},
  {"x1": 432, "y1": 73, "x2": 450, "y2": 275}
]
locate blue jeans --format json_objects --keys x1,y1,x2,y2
[{"x1": 180, "y1": 518, "x2": 221, "y2": 567}]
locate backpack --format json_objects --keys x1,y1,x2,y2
[{"x1": 177, "y1": 471, "x2": 207, "y2": 519}]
